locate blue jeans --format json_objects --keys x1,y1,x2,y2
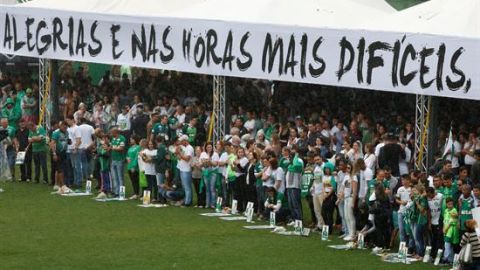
[
  {"x1": 180, "y1": 171, "x2": 193, "y2": 205},
  {"x1": 69, "y1": 152, "x2": 82, "y2": 186},
  {"x1": 156, "y1": 173, "x2": 165, "y2": 186},
  {"x1": 205, "y1": 173, "x2": 217, "y2": 208},
  {"x1": 286, "y1": 188, "x2": 303, "y2": 221},
  {"x1": 413, "y1": 223, "x2": 426, "y2": 257},
  {"x1": 338, "y1": 200, "x2": 348, "y2": 236},
  {"x1": 444, "y1": 241, "x2": 454, "y2": 263},
  {"x1": 398, "y1": 212, "x2": 415, "y2": 249},
  {"x1": 110, "y1": 160, "x2": 124, "y2": 195},
  {"x1": 79, "y1": 149, "x2": 90, "y2": 180}
]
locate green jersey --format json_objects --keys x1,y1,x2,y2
[
  {"x1": 415, "y1": 196, "x2": 428, "y2": 225},
  {"x1": 168, "y1": 116, "x2": 179, "y2": 141},
  {"x1": 301, "y1": 170, "x2": 314, "y2": 198},
  {"x1": 439, "y1": 185, "x2": 458, "y2": 210},
  {"x1": 98, "y1": 145, "x2": 111, "y2": 171},
  {"x1": 279, "y1": 157, "x2": 290, "y2": 171},
  {"x1": 110, "y1": 135, "x2": 126, "y2": 161},
  {"x1": 51, "y1": 129, "x2": 68, "y2": 153},
  {"x1": 127, "y1": 145, "x2": 141, "y2": 171},
  {"x1": 28, "y1": 126, "x2": 47, "y2": 153},
  {"x1": 152, "y1": 123, "x2": 169, "y2": 141},
  {"x1": 183, "y1": 125, "x2": 197, "y2": 146},
  {"x1": 444, "y1": 208, "x2": 459, "y2": 244},
  {"x1": 459, "y1": 195, "x2": 474, "y2": 231}
]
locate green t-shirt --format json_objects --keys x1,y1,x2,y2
[
  {"x1": 416, "y1": 196, "x2": 428, "y2": 225},
  {"x1": 51, "y1": 129, "x2": 68, "y2": 153},
  {"x1": 279, "y1": 157, "x2": 290, "y2": 171},
  {"x1": 168, "y1": 117, "x2": 179, "y2": 141},
  {"x1": 2, "y1": 107, "x2": 21, "y2": 129},
  {"x1": 127, "y1": 145, "x2": 141, "y2": 171},
  {"x1": 301, "y1": 171, "x2": 314, "y2": 198},
  {"x1": 152, "y1": 123, "x2": 169, "y2": 141},
  {"x1": 439, "y1": 184, "x2": 458, "y2": 210},
  {"x1": 444, "y1": 208, "x2": 459, "y2": 244},
  {"x1": 226, "y1": 153, "x2": 237, "y2": 181},
  {"x1": 28, "y1": 126, "x2": 47, "y2": 153},
  {"x1": 184, "y1": 125, "x2": 197, "y2": 146},
  {"x1": 98, "y1": 145, "x2": 111, "y2": 171},
  {"x1": 459, "y1": 196, "x2": 474, "y2": 231},
  {"x1": 110, "y1": 135, "x2": 126, "y2": 161}
]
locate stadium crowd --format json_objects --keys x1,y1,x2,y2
[{"x1": 1, "y1": 62, "x2": 480, "y2": 267}]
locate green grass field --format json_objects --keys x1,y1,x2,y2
[{"x1": 0, "y1": 181, "x2": 446, "y2": 270}]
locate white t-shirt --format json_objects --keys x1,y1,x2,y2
[
  {"x1": 374, "y1": 143, "x2": 385, "y2": 160},
  {"x1": 77, "y1": 124, "x2": 94, "y2": 150},
  {"x1": 358, "y1": 168, "x2": 374, "y2": 199},
  {"x1": 176, "y1": 113, "x2": 186, "y2": 125},
  {"x1": 396, "y1": 186, "x2": 412, "y2": 214},
  {"x1": 364, "y1": 153, "x2": 376, "y2": 172},
  {"x1": 399, "y1": 146, "x2": 411, "y2": 176},
  {"x1": 428, "y1": 193, "x2": 443, "y2": 225},
  {"x1": 67, "y1": 125, "x2": 81, "y2": 152},
  {"x1": 177, "y1": 144, "x2": 194, "y2": 172},
  {"x1": 244, "y1": 119, "x2": 256, "y2": 136},
  {"x1": 273, "y1": 167, "x2": 285, "y2": 194},
  {"x1": 142, "y1": 149, "x2": 157, "y2": 175},
  {"x1": 116, "y1": 113, "x2": 131, "y2": 131},
  {"x1": 235, "y1": 157, "x2": 249, "y2": 177},
  {"x1": 342, "y1": 174, "x2": 358, "y2": 198},
  {"x1": 263, "y1": 167, "x2": 274, "y2": 187},
  {"x1": 217, "y1": 152, "x2": 229, "y2": 176},
  {"x1": 446, "y1": 141, "x2": 461, "y2": 168},
  {"x1": 464, "y1": 141, "x2": 479, "y2": 166}
]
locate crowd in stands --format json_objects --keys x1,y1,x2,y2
[{"x1": 1, "y1": 62, "x2": 480, "y2": 267}]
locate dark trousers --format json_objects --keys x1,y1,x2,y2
[
  {"x1": 146, "y1": 174, "x2": 156, "y2": 192},
  {"x1": 128, "y1": 170, "x2": 139, "y2": 195},
  {"x1": 306, "y1": 194, "x2": 317, "y2": 225},
  {"x1": 64, "y1": 154, "x2": 73, "y2": 186},
  {"x1": 264, "y1": 207, "x2": 290, "y2": 223},
  {"x1": 430, "y1": 224, "x2": 444, "y2": 258},
  {"x1": 193, "y1": 177, "x2": 206, "y2": 207},
  {"x1": 235, "y1": 176, "x2": 247, "y2": 212},
  {"x1": 32, "y1": 151, "x2": 48, "y2": 183},
  {"x1": 256, "y1": 185, "x2": 265, "y2": 214},
  {"x1": 287, "y1": 188, "x2": 303, "y2": 221},
  {"x1": 20, "y1": 149, "x2": 32, "y2": 181},
  {"x1": 245, "y1": 183, "x2": 257, "y2": 212},
  {"x1": 375, "y1": 220, "x2": 391, "y2": 249},
  {"x1": 50, "y1": 151, "x2": 56, "y2": 185},
  {"x1": 322, "y1": 194, "x2": 337, "y2": 233},
  {"x1": 226, "y1": 180, "x2": 236, "y2": 207}
]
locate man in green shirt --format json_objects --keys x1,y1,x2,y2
[
  {"x1": 183, "y1": 117, "x2": 197, "y2": 146},
  {"x1": 110, "y1": 127, "x2": 126, "y2": 196},
  {"x1": 50, "y1": 121, "x2": 68, "y2": 188},
  {"x1": 21, "y1": 88, "x2": 37, "y2": 124},
  {"x1": 151, "y1": 115, "x2": 169, "y2": 143},
  {"x1": 27, "y1": 122, "x2": 48, "y2": 184}
]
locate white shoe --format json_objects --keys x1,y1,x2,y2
[
  {"x1": 129, "y1": 194, "x2": 138, "y2": 200},
  {"x1": 287, "y1": 221, "x2": 295, "y2": 227},
  {"x1": 343, "y1": 236, "x2": 354, "y2": 241},
  {"x1": 338, "y1": 234, "x2": 346, "y2": 239},
  {"x1": 372, "y1": 247, "x2": 383, "y2": 253},
  {"x1": 53, "y1": 185, "x2": 60, "y2": 191},
  {"x1": 96, "y1": 192, "x2": 107, "y2": 199}
]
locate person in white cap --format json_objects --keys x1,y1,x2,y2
[{"x1": 176, "y1": 134, "x2": 194, "y2": 206}]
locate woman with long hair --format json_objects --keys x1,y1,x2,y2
[
  {"x1": 126, "y1": 135, "x2": 141, "y2": 199},
  {"x1": 340, "y1": 163, "x2": 358, "y2": 241},
  {"x1": 201, "y1": 143, "x2": 217, "y2": 209},
  {"x1": 191, "y1": 146, "x2": 205, "y2": 208}
]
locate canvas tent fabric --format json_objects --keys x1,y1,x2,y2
[{"x1": 0, "y1": 0, "x2": 478, "y2": 100}]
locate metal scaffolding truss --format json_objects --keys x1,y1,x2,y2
[
  {"x1": 38, "y1": 58, "x2": 50, "y2": 130},
  {"x1": 414, "y1": 94, "x2": 431, "y2": 172},
  {"x1": 212, "y1": 76, "x2": 226, "y2": 144}
]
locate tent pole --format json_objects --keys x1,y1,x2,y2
[
  {"x1": 414, "y1": 94, "x2": 431, "y2": 172},
  {"x1": 212, "y1": 76, "x2": 226, "y2": 143}
]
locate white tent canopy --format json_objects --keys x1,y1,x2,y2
[{"x1": 0, "y1": 0, "x2": 478, "y2": 100}]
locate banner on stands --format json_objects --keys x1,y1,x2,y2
[{"x1": 0, "y1": 6, "x2": 478, "y2": 100}]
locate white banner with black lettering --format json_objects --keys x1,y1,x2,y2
[{"x1": 0, "y1": 6, "x2": 478, "y2": 100}]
